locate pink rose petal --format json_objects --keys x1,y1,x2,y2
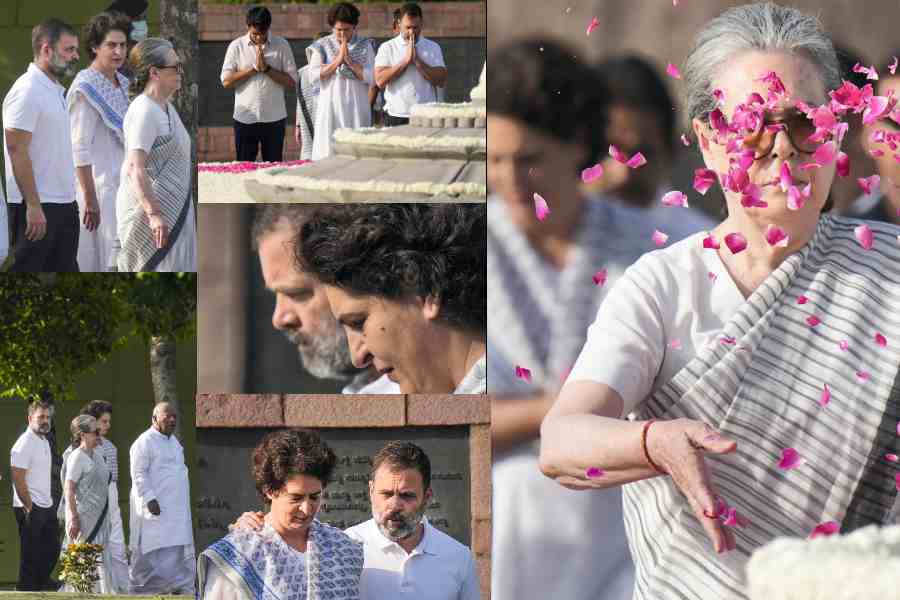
[
  {"x1": 836, "y1": 151, "x2": 850, "y2": 177},
  {"x1": 668, "y1": 339, "x2": 683, "y2": 350},
  {"x1": 626, "y1": 152, "x2": 647, "y2": 169},
  {"x1": 808, "y1": 521, "x2": 840, "y2": 539},
  {"x1": 852, "y1": 62, "x2": 879, "y2": 81},
  {"x1": 719, "y1": 335, "x2": 736, "y2": 345},
  {"x1": 666, "y1": 63, "x2": 682, "y2": 79},
  {"x1": 661, "y1": 190, "x2": 689, "y2": 208},
  {"x1": 890, "y1": 56, "x2": 898, "y2": 76},
  {"x1": 778, "y1": 447, "x2": 802, "y2": 470},
  {"x1": 857, "y1": 174, "x2": 881, "y2": 195},
  {"x1": 813, "y1": 141, "x2": 837, "y2": 166},
  {"x1": 797, "y1": 295, "x2": 808, "y2": 304},
  {"x1": 708, "y1": 271, "x2": 718, "y2": 283},
  {"x1": 854, "y1": 224, "x2": 874, "y2": 249},
  {"x1": 585, "y1": 466, "x2": 604, "y2": 478},
  {"x1": 819, "y1": 383, "x2": 831, "y2": 407},
  {"x1": 764, "y1": 224, "x2": 790, "y2": 247},
  {"x1": 724, "y1": 232, "x2": 747, "y2": 254},
  {"x1": 592, "y1": 268, "x2": 608, "y2": 287},
  {"x1": 651, "y1": 230, "x2": 669, "y2": 247},
  {"x1": 681, "y1": 133, "x2": 690, "y2": 146},
  {"x1": 693, "y1": 168, "x2": 718, "y2": 195},
  {"x1": 896, "y1": 473, "x2": 900, "y2": 492},
  {"x1": 723, "y1": 507, "x2": 739, "y2": 527},
  {"x1": 712, "y1": 89, "x2": 725, "y2": 105},
  {"x1": 806, "y1": 315, "x2": 821, "y2": 327},
  {"x1": 702, "y1": 233, "x2": 720, "y2": 249},
  {"x1": 515, "y1": 366, "x2": 532, "y2": 384},
  {"x1": 787, "y1": 183, "x2": 811, "y2": 210},
  {"x1": 779, "y1": 162, "x2": 793, "y2": 192},
  {"x1": 534, "y1": 193, "x2": 550, "y2": 221},
  {"x1": 839, "y1": 340, "x2": 849, "y2": 351},
  {"x1": 856, "y1": 370, "x2": 870, "y2": 382},
  {"x1": 897, "y1": 420, "x2": 900, "y2": 435},
  {"x1": 586, "y1": 17, "x2": 600, "y2": 36},
  {"x1": 609, "y1": 144, "x2": 628, "y2": 163},
  {"x1": 885, "y1": 453, "x2": 899, "y2": 462},
  {"x1": 875, "y1": 332, "x2": 887, "y2": 347},
  {"x1": 581, "y1": 163, "x2": 604, "y2": 183}
]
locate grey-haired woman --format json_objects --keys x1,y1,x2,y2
[
  {"x1": 540, "y1": 3, "x2": 900, "y2": 598},
  {"x1": 60, "y1": 415, "x2": 115, "y2": 593},
  {"x1": 115, "y1": 37, "x2": 196, "y2": 272}
]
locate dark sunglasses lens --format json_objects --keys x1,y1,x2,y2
[{"x1": 789, "y1": 114, "x2": 818, "y2": 153}]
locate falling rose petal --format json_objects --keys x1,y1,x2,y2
[
  {"x1": 586, "y1": 17, "x2": 600, "y2": 36},
  {"x1": 856, "y1": 370, "x2": 870, "y2": 382},
  {"x1": 836, "y1": 151, "x2": 850, "y2": 177},
  {"x1": 534, "y1": 193, "x2": 550, "y2": 221},
  {"x1": 875, "y1": 332, "x2": 888, "y2": 347},
  {"x1": 581, "y1": 163, "x2": 604, "y2": 183},
  {"x1": 808, "y1": 521, "x2": 841, "y2": 539},
  {"x1": 806, "y1": 315, "x2": 821, "y2": 327},
  {"x1": 813, "y1": 141, "x2": 837, "y2": 166},
  {"x1": 787, "y1": 184, "x2": 810, "y2": 210},
  {"x1": 897, "y1": 420, "x2": 900, "y2": 435},
  {"x1": 885, "y1": 453, "x2": 899, "y2": 462},
  {"x1": 708, "y1": 271, "x2": 718, "y2": 283},
  {"x1": 890, "y1": 56, "x2": 898, "y2": 76},
  {"x1": 693, "y1": 169, "x2": 719, "y2": 195},
  {"x1": 609, "y1": 144, "x2": 628, "y2": 163},
  {"x1": 854, "y1": 224, "x2": 874, "y2": 249},
  {"x1": 779, "y1": 162, "x2": 793, "y2": 192},
  {"x1": 863, "y1": 96, "x2": 890, "y2": 126},
  {"x1": 764, "y1": 224, "x2": 790, "y2": 247},
  {"x1": 515, "y1": 365, "x2": 532, "y2": 384},
  {"x1": 857, "y1": 174, "x2": 881, "y2": 195},
  {"x1": 778, "y1": 447, "x2": 803, "y2": 470},
  {"x1": 852, "y1": 62, "x2": 879, "y2": 81},
  {"x1": 661, "y1": 190, "x2": 689, "y2": 208},
  {"x1": 666, "y1": 63, "x2": 682, "y2": 79},
  {"x1": 651, "y1": 230, "x2": 669, "y2": 247},
  {"x1": 585, "y1": 466, "x2": 604, "y2": 478},
  {"x1": 592, "y1": 268, "x2": 608, "y2": 287},
  {"x1": 797, "y1": 295, "x2": 809, "y2": 304},
  {"x1": 719, "y1": 335, "x2": 736, "y2": 345},
  {"x1": 839, "y1": 340, "x2": 849, "y2": 351},
  {"x1": 668, "y1": 339, "x2": 683, "y2": 350},
  {"x1": 681, "y1": 133, "x2": 690, "y2": 146},
  {"x1": 702, "y1": 233, "x2": 720, "y2": 249},
  {"x1": 724, "y1": 232, "x2": 747, "y2": 254},
  {"x1": 819, "y1": 383, "x2": 831, "y2": 407},
  {"x1": 723, "y1": 507, "x2": 739, "y2": 527},
  {"x1": 712, "y1": 88, "x2": 725, "y2": 105},
  {"x1": 626, "y1": 152, "x2": 647, "y2": 169}
]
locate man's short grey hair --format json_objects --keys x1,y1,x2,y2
[
  {"x1": 251, "y1": 205, "x2": 336, "y2": 251},
  {"x1": 683, "y1": 2, "x2": 840, "y2": 122}
]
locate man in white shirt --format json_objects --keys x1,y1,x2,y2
[
  {"x1": 128, "y1": 403, "x2": 195, "y2": 595},
  {"x1": 10, "y1": 400, "x2": 57, "y2": 591},
  {"x1": 252, "y1": 205, "x2": 399, "y2": 394},
  {"x1": 374, "y1": 2, "x2": 447, "y2": 126},
  {"x1": 346, "y1": 441, "x2": 480, "y2": 600},
  {"x1": 221, "y1": 6, "x2": 297, "y2": 162},
  {"x1": 3, "y1": 19, "x2": 80, "y2": 272}
]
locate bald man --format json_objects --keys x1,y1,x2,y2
[{"x1": 128, "y1": 403, "x2": 195, "y2": 594}]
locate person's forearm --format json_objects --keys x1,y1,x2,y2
[
  {"x1": 65, "y1": 486, "x2": 77, "y2": 518},
  {"x1": 128, "y1": 164, "x2": 162, "y2": 215},
  {"x1": 319, "y1": 57, "x2": 343, "y2": 81},
  {"x1": 9, "y1": 148, "x2": 41, "y2": 207},
  {"x1": 75, "y1": 165, "x2": 99, "y2": 205},
  {"x1": 492, "y1": 393, "x2": 554, "y2": 454},
  {"x1": 415, "y1": 60, "x2": 447, "y2": 88},
  {"x1": 540, "y1": 412, "x2": 659, "y2": 490},
  {"x1": 265, "y1": 67, "x2": 296, "y2": 90},
  {"x1": 11, "y1": 470, "x2": 32, "y2": 510},
  {"x1": 222, "y1": 67, "x2": 256, "y2": 89},
  {"x1": 375, "y1": 63, "x2": 408, "y2": 88}
]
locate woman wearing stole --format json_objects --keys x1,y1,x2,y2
[
  {"x1": 198, "y1": 429, "x2": 362, "y2": 599},
  {"x1": 67, "y1": 12, "x2": 131, "y2": 272},
  {"x1": 60, "y1": 415, "x2": 115, "y2": 593},
  {"x1": 540, "y1": 4, "x2": 900, "y2": 599},
  {"x1": 116, "y1": 38, "x2": 196, "y2": 272},
  {"x1": 308, "y1": 2, "x2": 374, "y2": 160}
]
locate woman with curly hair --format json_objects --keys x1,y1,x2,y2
[
  {"x1": 296, "y1": 204, "x2": 486, "y2": 394},
  {"x1": 59, "y1": 415, "x2": 115, "y2": 593},
  {"x1": 198, "y1": 429, "x2": 363, "y2": 599},
  {"x1": 115, "y1": 37, "x2": 195, "y2": 272}
]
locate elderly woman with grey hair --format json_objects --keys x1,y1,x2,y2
[
  {"x1": 115, "y1": 37, "x2": 196, "y2": 272},
  {"x1": 59, "y1": 414, "x2": 115, "y2": 593},
  {"x1": 540, "y1": 3, "x2": 900, "y2": 598}
]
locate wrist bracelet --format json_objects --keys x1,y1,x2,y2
[{"x1": 641, "y1": 420, "x2": 666, "y2": 474}]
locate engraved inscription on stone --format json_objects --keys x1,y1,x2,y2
[{"x1": 196, "y1": 427, "x2": 471, "y2": 552}]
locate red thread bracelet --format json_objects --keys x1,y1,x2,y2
[{"x1": 641, "y1": 420, "x2": 666, "y2": 474}]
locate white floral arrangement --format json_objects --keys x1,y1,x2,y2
[
  {"x1": 332, "y1": 127, "x2": 485, "y2": 150},
  {"x1": 409, "y1": 102, "x2": 487, "y2": 121},
  {"x1": 746, "y1": 524, "x2": 900, "y2": 600},
  {"x1": 254, "y1": 172, "x2": 487, "y2": 198}
]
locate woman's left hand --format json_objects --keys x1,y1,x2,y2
[
  {"x1": 148, "y1": 213, "x2": 169, "y2": 249},
  {"x1": 67, "y1": 514, "x2": 81, "y2": 541}
]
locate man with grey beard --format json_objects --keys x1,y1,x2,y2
[
  {"x1": 3, "y1": 19, "x2": 81, "y2": 272},
  {"x1": 252, "y1": 205, "x2": 398, "y2": 393}
]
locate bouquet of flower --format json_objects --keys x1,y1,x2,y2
[{"x1": 59, "y1": 542, "x2": 104, "y2": 593}]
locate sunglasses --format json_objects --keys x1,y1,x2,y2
[
  {"x1": 157, "y1": 63, "x2": 183, "y2": 74},
  {"x1": 740, "y1": 110, "x2": 819, "y2": 159}
]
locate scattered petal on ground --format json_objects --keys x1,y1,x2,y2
[{"x1": 778, "y1": 447, "x2": 802, "y2": 470}]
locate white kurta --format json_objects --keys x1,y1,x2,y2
[
  {"x1": 70, "y1": 91, "x2": 126, "y2": 272},
  {"x1": 309, "y1": 44, "x2": 374, "y2": 160},
  {"x1": 129, "y1": 427, "x2": 195, "y2": 594}
]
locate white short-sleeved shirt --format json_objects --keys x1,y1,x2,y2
[
  {"x1": 375, "y1": 35, "x2": 446, "y2": 118},
  {"x1": 10, "y1": 428, "x2": 53, "y2": 508},
  {"x1": 345, "y1": 518, "x2": 480, "y2": 600},
  {"x1": 221, "y1": 34, "x2": 297, "y2": 124},
  {"x1": 2, "y1": 63, "x2": 76, "y2": 204},
  {"x1": 566, "y1": 232, "x2": 746, "y2": 415}
]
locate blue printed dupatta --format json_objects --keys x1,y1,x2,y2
[
  {"x1": 66, "y1": 68, "x2": 130, "y2": 145},
  {"x1": 198, "y1": 519, "x2": 363, "y2": 600}
]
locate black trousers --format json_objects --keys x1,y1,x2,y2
[
  {"x1": 383, "y1": 113, "x2": 410, "y2": 127},
  {"x1": 8, "y1": 202, "x2": 79, "y2": 272},
  {"x1": 14, "y1": 506, "x2": 60, "y2": 591},
  {"x1": 234, "y1": 118, "x2": 286, "y2": 162}
]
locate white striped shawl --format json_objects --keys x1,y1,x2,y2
[{"x1": 624, "y1": 215, "x2": 900, "y2": 599}]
